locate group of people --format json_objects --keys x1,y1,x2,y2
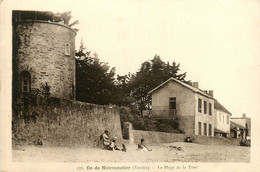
[
  {"x1": 100, "y1": 130, "x2": 195, "y2": 152},
  {"x1": 100, "y1": 130, "x2": 126, "y2": 151},
  {"x1": 100, "y1": 130, "x2": 152, "y2": 152}
]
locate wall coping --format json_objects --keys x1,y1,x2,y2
[
  {"x1": 49, "y1": 97, "x2": 119, "y2": 110},
  {"x1": 132, "y1": 129, "x2": 184, "y2": 135},
  {"x1": 16, "y1": 20, "x2": 77, "y2": 35}
]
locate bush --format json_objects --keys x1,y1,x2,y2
[{"x1": 120, "y1": 105, "x2": 181, "y2": 133}]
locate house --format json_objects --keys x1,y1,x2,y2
[
  {"x1": 214, "y1": 100, "x2": 232, "y2": 137},
  {"x1": 230, "y1": 121, "x2": 246, "y2": 139},
  {"x1": 148, "y1": 77, "x2": 214, "y2": 136},
  {"x1": 231, "y1": 114, "x2": 251, "y2": 139}
]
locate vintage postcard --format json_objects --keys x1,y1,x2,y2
[{"x1": 1, "y1": 0, "x2": 260, "y2": 171}]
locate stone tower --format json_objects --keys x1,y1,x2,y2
[{"x1": 12, "y1": 10, "x2": 76, "y2": 100}]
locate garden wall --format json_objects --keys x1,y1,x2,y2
[
  {"x1": 122, "y1": 122, "x2": 187, "y2": 144},
  {"x1": 131, "y1": 130, "x2": 240, "y2": 146},
  {"x1": 123, "y1": 123, "x2": 241, "y2": 146},
  {"x1": 12, "y1": 98, "x2": 122, "y2": 147},
  {"x1": 132, "y1": 130, "x2": 187, "y2": 144}
]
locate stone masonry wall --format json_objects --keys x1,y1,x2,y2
[
  {"x1": 12, "y1": 98, "x2": 122, "y2": 147},
  {"x1": 131, "y1": 130, "x2": 240, "y2": 146},
  {"x1": 123, "y1": 124, "x2": 240, "y2": 146},
  {"x1": 132, "y1": 130, "x2": 187, "y2": 144},
  {"x1": 14, "y1": 21, "x2": 76, "y2": 99}
]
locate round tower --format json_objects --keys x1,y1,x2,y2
[{"x1": 13, "y1": 11, "x2": 76, "y2": 100}]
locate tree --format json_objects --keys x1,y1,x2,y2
[
  {"x1": 128, "y1": 54, "x2": 189, "y2": 112},
  {"x1": 75, "y1": 44, "x2": 189, "y2": 133},
  {"x1": 112, "y1": 73, "x2": 135, "y2": 106},
  {"x1": 54, "y1": 11, "x2": 79, "y2": 31},
  {"x1": 75, "y1": 41, "x2": 190, "y2": 109},
  {"x1": 76, "y1": 45, "x2": 116, "y2": 105}
]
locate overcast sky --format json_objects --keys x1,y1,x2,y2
[{"x1": 2, "y1": 0, "x2": 260, "y2": 118}]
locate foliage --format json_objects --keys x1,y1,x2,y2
[
  {"x1": 75, "y1": 42, "x2": 190, "y2": 110},
  {"x1": 75, "y1": 41, "x2": 190, "y2": 132},
  {"x1": 54, "y1": 11, "x2": 79, "y2": 27},
  {"x1": 127, "y1": 55, "x2": 190, "y2": 111},
  {"x1": 154, "y1": 119, "x2": 180, "y2": 133},
  {"x1": 76, "y1": 42, "x2": 116, "y2": 104},
  {"x1": 12, "y1": 82, "x2": 51, "y2": 120},
  {"x1": 112, "y1": 73, "x2": 136, "y2": 106},
  {"x1": 119, "y1": 106, "x2": 181, "y2": 133}
]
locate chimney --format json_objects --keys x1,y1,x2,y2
[
  {"x1": 209, "y1": 90, "x2": 214, "y2": 97},
  {"x1": 203, "y1": 90, "x2": 208, "y2": 94},
  {"x1": 242, "y1": 113, "x2": 246, "y2": 118},
  {"x1": 192, "y1": 82, "x2": 199, "y2": 89}
]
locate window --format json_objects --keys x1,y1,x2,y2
[
  {"x1": 65, "y1": 43, "x2": 70, "y2": 55},
  {"x1": 198, "y1": 98, "x2": 202, "y2": 113},
  {"x1": 227, "y1": 116, "x2": 229, "y2": 124},
  {"x1": 204, "y1": 101, "x2": 207, "y2": 114},
  {"x1": 209, "y1": 124, "x2": 212, "y2": 136},
  {"x1": 198, "y1": 122, "x2": 202, "y2": 135},
  {"x1": 209, "y1": 103, "x2": 212, "y2": 115},
  {"x1": 219, "y1": 113, "x2": 221, "y2": 121},
  {"x1": 169, "y1": 97, "x2": 176, "y2": 116},
  {"x1": 223, "y1": 115, "x2": 224, "y2": 123},
  {"x1": 20, "y1": 70, "x2": 31, "y2": 97},
  {"x1": 169, "y1": 97, "x2": 176, "y2": 110},
  {"x1": 204, "y1": 123, "x2": 207, "y2": 136}
]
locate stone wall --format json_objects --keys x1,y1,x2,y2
[
  {"x1": 123, "y1": 122, "x2": 239, "y2": 146},
  {"x1": 132, "y1": 130, "x2": 187, "y2": 144},
  {"x1": 122, "y1": 122, "x2": 134, "y2": 143},
  {"x1": 123, "y1": 122, "x2": 187, "y2": 144},
  {"x1": 12, "y1": 98, "x2": 122, "y2": 147},
  {"x1": 123, "y1": 125, "x2": 240, "y2": 146},
  {"x1": 14, "y1": 21, "x2": 76, "y2": 100}
]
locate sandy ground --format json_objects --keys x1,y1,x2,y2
[{"x1": 13, "y1": 142, "x2": 250, "y2": 162}]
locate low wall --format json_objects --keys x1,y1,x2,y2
[
  {"x1": 132, "y1": 130, "x2": 187, "y2": 144},
  {"x1": 123, "y1": 123, "x2": 241, "y2": 146},
  {"x1": 12, "y1": 98, "x2": 122, "y2": 147},
  {"x1": 132, "y1": 130, "x2": 240, "y2": 146},
  {"x1": 193, "y1": 135, "x2": 241, "y2": 146}
]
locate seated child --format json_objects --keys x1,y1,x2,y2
[
  {"x1": 108, "y1": 137, "x2": 127, "y2": 152},
  {"x1": 109, "y1": 137, "x2": 120, "y2": 150},
  {"x1": 184, "y1": 137, "x2": 193, "y2": 143}
]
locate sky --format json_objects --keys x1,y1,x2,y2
[{"x1": 1, "y1": 0, "x2": 260, "y2": 118}]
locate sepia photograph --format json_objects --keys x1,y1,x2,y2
[{"x1": 1, "y1": 0, "x2": 260, "y2": 171}]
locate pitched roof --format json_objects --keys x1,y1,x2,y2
[
  {"x1": 231, "y1": 117, "x2": 251, "y2": 119},
  {"x1": 230, "y1": 121, "x2": 246, "y2": 129},
  {"x1": 214, "y1": 128, "x2": 229, "y2": 134},
  {"x1": 148, "y1": 77, "x2": 213, "y2": 99},
  {"x1": 214, "y1": 100, "x2": 232, "y2": 115}
]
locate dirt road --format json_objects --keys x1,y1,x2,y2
[{"x1": 13, "y1": 142, "x2": 250, "y2": 162}]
